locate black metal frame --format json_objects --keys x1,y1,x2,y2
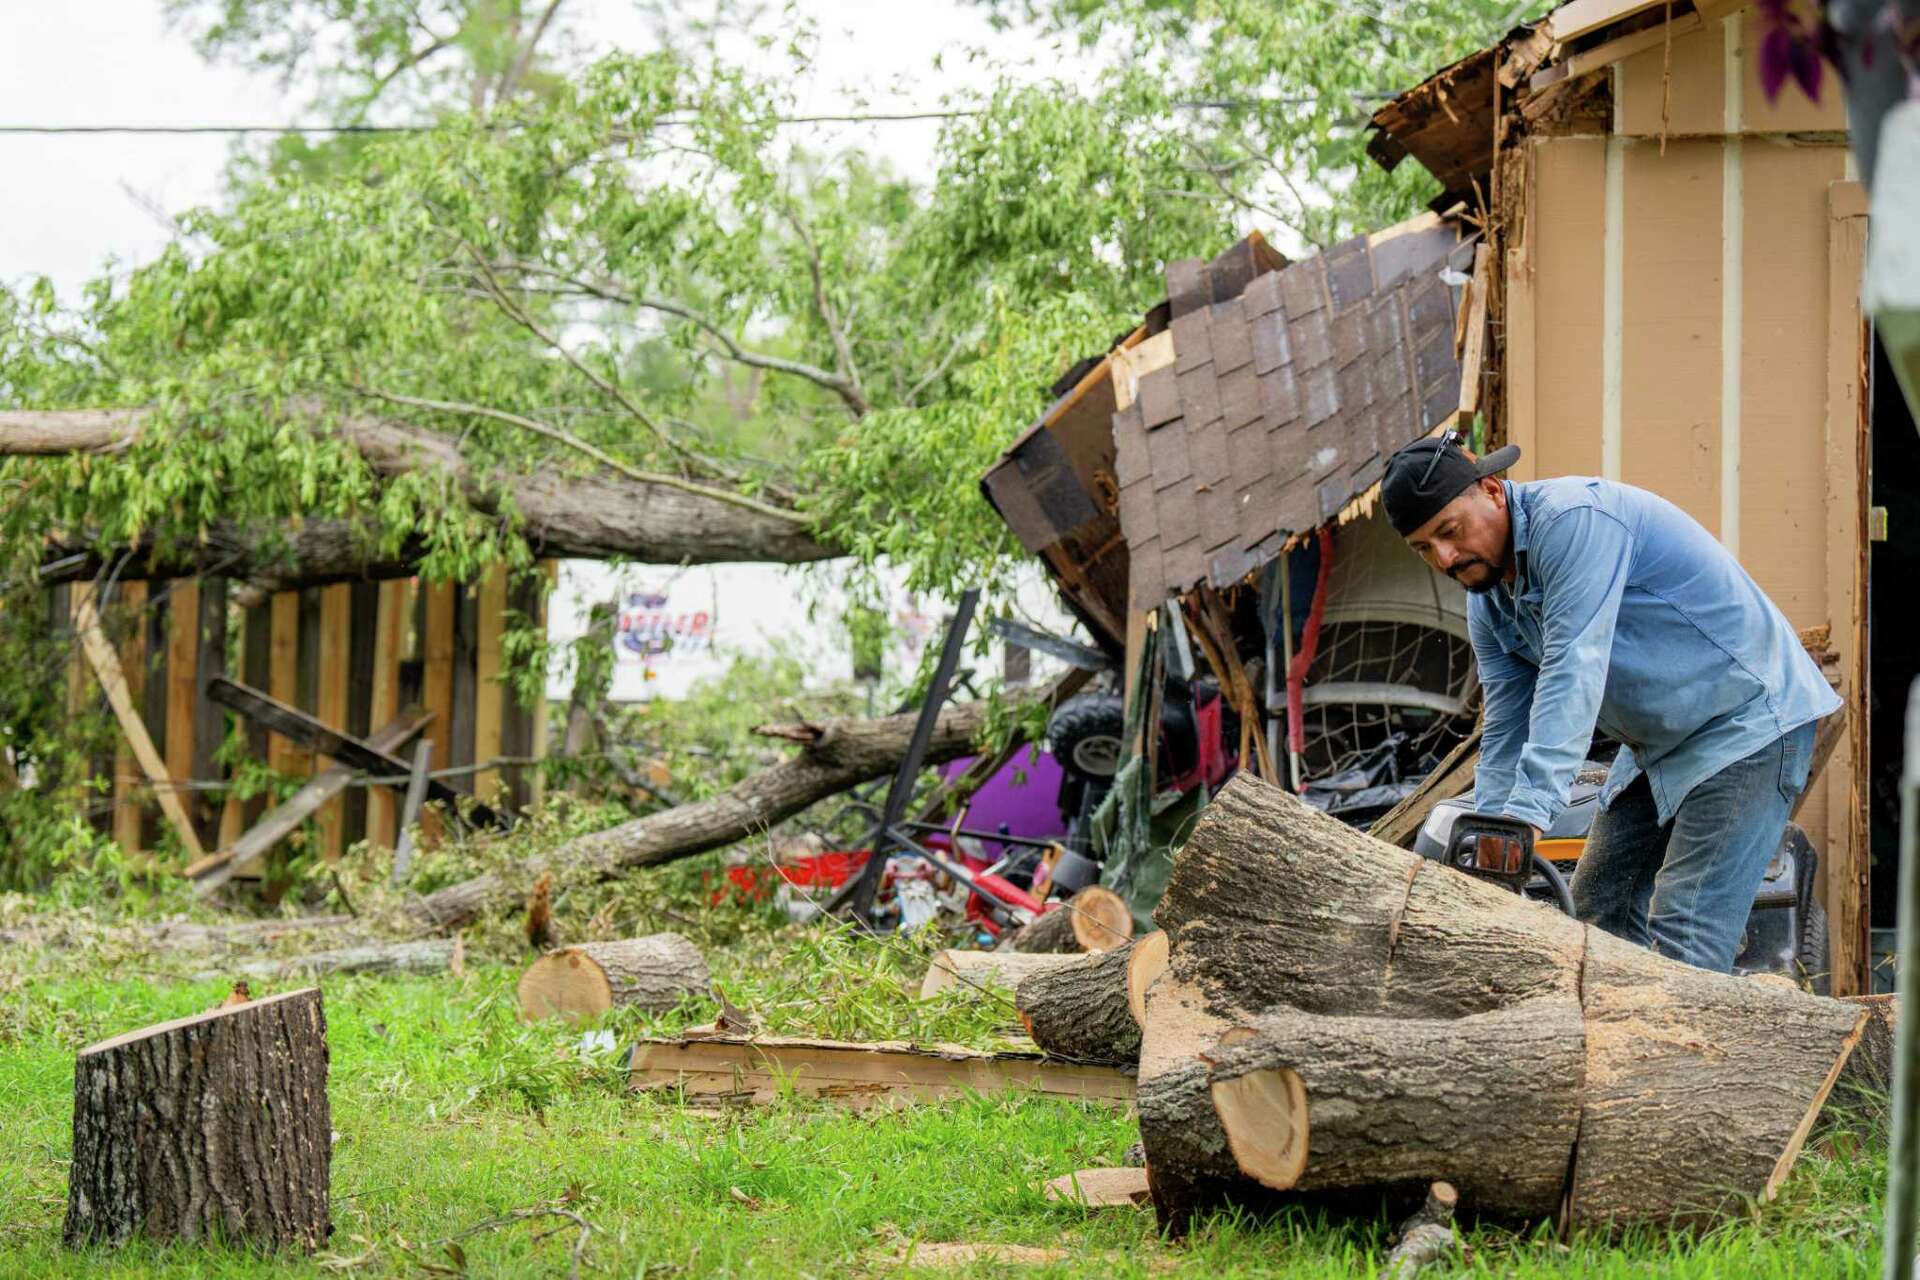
[{"x1": 826, "y1": 589, "x2": 981, "y2": 924}]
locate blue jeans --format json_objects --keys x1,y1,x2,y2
[{"x1": 1568, "y1": 722, "x2": 1817, "y2": 973}]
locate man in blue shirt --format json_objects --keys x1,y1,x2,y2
[{"x1": 1380, "y1": 435, "x2": 1840, "y2": 974}]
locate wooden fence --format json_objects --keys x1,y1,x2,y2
[{"x1": 59, "y1": 564, "x2": 553, "y2": 868}]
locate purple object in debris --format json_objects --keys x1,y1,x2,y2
[{"x1": 939, "y1": 746, "x2": 1068, "y2": 860}]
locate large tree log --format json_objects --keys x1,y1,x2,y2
[
  {"x1": 1015, "y1": 941, "x2": 1141, "y2": 1065},
  {"x1": 1139, "y1": 773, "x2": 1868, "y2": 1235},
  {"x1": 405, "y1": 682, "x2": 1079, "y2": 932},
  {"x1": 65, "y1": 988, "x2": 331, "y2": 1252},
  {"x1": 1568, "y1": 928, "x2": 1866, "y2": 1229},
  {"x1": 518, "y1": 934, "x2": 710, "y2": 1022},
  {"x1": 1155, "y1": 774, "x2": 1585, "y2": 1020},
  {"x1": 2, "y1": 408, "x2": 836, "y2": 592},
  {"x1": 1204, "y1": 1001, "x2": 1584, "y2": 1217}
]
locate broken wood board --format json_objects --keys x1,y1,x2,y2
[
  {"x1": 206, "y1": 674, "x2": 505, "y2": 828},
  {"x1": 71, "y1": 591, "x2": 205, "y2": 861},
  {"x1": 185, "y1": 708, "x2": 433, "y2": 890},
  {"x1": 1042, "y1": 1167, "x2": 1152, "y2": 1208},
  {"x1": 628, "y1": 1035, "x2": 1135, "y2": 1109},
  {"x1": 919, "y1": 949, "x2": 1082, "y2": 999}
]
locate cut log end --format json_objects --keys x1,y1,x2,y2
[
  {"x1": 1209, "y1": 1065, "x2": 1308, "y2": 1190},
  {"x1": 1070, "y1": 886, "x2": 1135, "y2": 952},
  {"x1": 1125, "y1": 929, "x2": 1169, "y2": 1029},
  {"x1": 518, "y1": 934, "x2": 709, "y2": 1024}
]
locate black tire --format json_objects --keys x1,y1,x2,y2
[
  {"x1": 1049, "y1": 692, "x2": 1127, "y2": 781},
  {"x1": 1800, "y1": 894, "x2": 1831, "y2": 996}
]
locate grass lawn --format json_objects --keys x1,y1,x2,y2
[{"x1": 0, "y1": 925, "x2": 1890, "y2": 1277}]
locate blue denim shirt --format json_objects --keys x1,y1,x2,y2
[{"x1": 1469, "y1": 477, "x2": 1840, "y2": 828}]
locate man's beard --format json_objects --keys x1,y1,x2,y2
[{"x1": 1448, "y1": 556, "x2": 1504, "y2": 594}]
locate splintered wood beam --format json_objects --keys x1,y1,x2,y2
[
  {"x1": 1458, "y1": 243, "x2": 1492, "y2": 416},
  {"x1": 185, "y1": 709, "x2": 433, "y2": 891},
  {"x1": 72, "y1": 593, "x2": 205, "y2": 861},
  {"x1": 206, "y1": 675, "x2": 505, "y2": 828}
]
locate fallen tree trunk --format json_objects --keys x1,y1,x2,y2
[
  {"x1": 197, "y1": 939, "x2": 456, "y2": 983},
  {"x1": 518, "y1": 934, "x2": 710, "y2": 1022},
  {"x1": 1138, "y1": 773, "x2": 1868, "y2": 1235},
  {"x1": 65, "y1": 988, "x2": 331, "y2": 1252},
  {"x1": 406, "y1": 679, "x2": 1083, "y2": 932},
  {"x1": 919, "y1": 949, "x2": 1082, "y2": 998},
  {"x1": 1015, "y1": 941, "x2": 1141, "y2": 1065},
  {"x1": 3, "y1": 407, "x2": 837, "y2": 592}
]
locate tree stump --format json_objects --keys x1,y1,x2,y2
[
  {"x1": 64, "y1": 987, "x2": 331, "y2": 1253},
  {"x1": 1015, "y1": 941, "x2": 1140, "y2": 1065},
  {"x1": 518, "y1": 934, "x2": 710, "y2": 1022}
]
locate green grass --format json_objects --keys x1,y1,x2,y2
[{"x1": 0, "y1": 932, "x2": 1891, "y2": 1277}]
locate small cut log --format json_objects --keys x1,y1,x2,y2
[
  {"x1": 1005, "y1": 886, "x2": 1134, "y2": 954},
  {"x1": 196, "y1": 938, "x2": 456, "y2": 983},
  {"x1": 1204, "y1": 1001, "x2": 1584, "y2": 1217},
  {"x1": 1015, "y1": 941, "x2": 1141, "y2": 1065},
  {"x1": 518, "y1": 934, "x2": 710, "y2": 1023},
  {"x1": 64, "y1": 987, "x2": 331, "y2": 1252}
]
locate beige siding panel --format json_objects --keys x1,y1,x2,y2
[
  {"x1": 1738, "y1": 9, "x2": 1846, "y2": 134},
  {"x1": 1615, "y1": 21, "x2": 1725, "y2": 137},
  {"x1": 1618, "y1": 140, "x2": 1723, "y2": 527},
  {"x1": 1529, "y1": 138, "x2": 1609, "y2": 479},
  {"x1": 1738, "y1": 143, "x2": 1847, "y2": 623}
]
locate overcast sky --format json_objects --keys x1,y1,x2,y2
[{"x1": 1, "y1": 0, "x2": 1066, "y2": 304}]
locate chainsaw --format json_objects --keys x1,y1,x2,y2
[{"x1": 1413, "y1": 805, "x2": 1576, "y2": 914}]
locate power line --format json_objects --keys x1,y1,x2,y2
[{"x1": 0, "y1": 95, "x2": 1397, "y2": 138}]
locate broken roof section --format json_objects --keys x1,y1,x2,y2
[
  {"x1": 982, "y1": 218, "x2": 1468, "y2": 626},
  {"x1": 1114, "y1": 214, "x2": 1469, "y2": 609},
  {"x1": 979, "y1": 233, "x2": 1289, "y2": 649}
]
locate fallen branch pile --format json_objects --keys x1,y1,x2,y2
[{"x1": 1029, "y1": 773, "x2": 1867, "y2": 1235}]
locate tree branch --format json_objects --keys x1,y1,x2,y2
[
  {"x1": 498, "y1": 0, "x2": 567, "y2": 103},
  {"x1": 775, "y1": 204, "x2": 866, "y2": 408},
  {"x1": 503, "y1": 262, "x2": 869, "y2": 415},
  {"x1": 461, "y1": 243, "x2": 718, "y2": 476},
  {"x1": 352, "y1": 386, "x2": 808, "y2": 525}
]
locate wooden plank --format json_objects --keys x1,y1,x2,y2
[
  {"x1": 1547, "y1": 0, "x2": 1668, "y2": 44},
  {"x1": 1536, "y1": 10, "x2": 1704, "y2": 88},
  {"x1": 918, "y1": 950, "x2": 1083, "y2": 999},
  {"x1": 268, "y1": 591, "x2": 305, "y2": 779},
  {"x1": 190, "y1": 579, "x2": 228, "y2": 846},
  {"x1": 473, "y1": 566, "x2": 507, "y2": 806},
  {"x1": 110, "y1": 583, "x2": 149, "y2": 854},
  {"x1": 186, "y1": 710, "x2": 432, "y2": 891},
  {"x1": 365, "y1": 579, "x2": 408, "y2": 847},
  {"x1": 627, "y1": 1035, "x2": 1135, "y2": 1110},
  {"x1": 1458, "y1": 243, "x2": 1493, "y2": 416},
  {"x1": 1615, "y1": 16, "x2": 1724, "y2": 138},
  {"x1": 72, "y1": 592, "x2": 205, "y2": 861},
  {"x1": 205, "y1": 674, "x2": 506, "y2": 827},
  {"x1": 528, "y1": 560, "x2": 558, "y2": 807},
  {"x1": 449, "y1": 582, "x2": 478, "y2": 794},
  {"x1": 314, "y1": 583, "x2": 351, "y2": 861},
  {"x1": 1621, "y1": 140, "x2": 1723, "y2": 528},
  {"x1": 1824, "y1": 181, "x2": 1871, "y2": 996},
  {"x1": 1042, "y1": 1167, "x2": 1152, "y2": 1207},
  {"x1": 164, "y1": 580, "x2": 199, "y2": 791},
  {"x1": 1530, "y1": 138, "x2": 1609, "y2": 479}
]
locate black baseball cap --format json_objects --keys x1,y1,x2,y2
[{"x1": 1381, "y1": 434, "x2": 1521, "y2": 536}]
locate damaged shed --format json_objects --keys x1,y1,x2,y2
[{"x1": 985, "y1": 0, "x2": 1903, "y2": 998}]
